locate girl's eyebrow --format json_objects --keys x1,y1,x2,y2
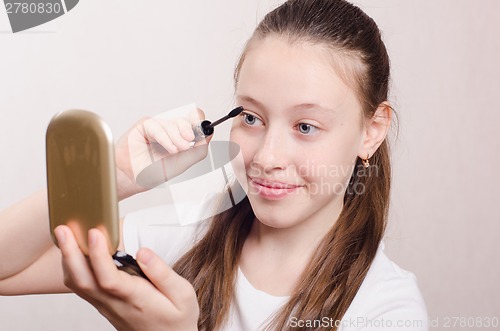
[
  {"x1": 237, "y1": 95, "x2": 337, "y2": 115},
  {"x1": 236, "y1": 95, "x2": 268, "y2": 112},
  {"x1": 290, "y1": 103, "x2": 337, "y2": 115}
]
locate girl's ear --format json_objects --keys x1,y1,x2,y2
[{"x1": 358, "y1": 102, "x2": 392, "y2": 159}]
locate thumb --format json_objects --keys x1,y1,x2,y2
[{"x1": 136, "y1": 248, "x2": 197, "y2": 309}]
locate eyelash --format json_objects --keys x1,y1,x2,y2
[
  {"x1": 296, "y1": 123, "x2": 319, "y2": 135},
  {"x1": 240, "y1": 112, "x2": 320, "y2": 136},
  {"x1": 241, "y1": 112, "x2": 263, "y2": 126}
]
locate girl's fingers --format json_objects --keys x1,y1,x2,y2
[
  {"x1": 187, "y1": 107, "x2": 206, "y2": 126},
  {"x1": 176, "y1": 119, "x2": 196, "y2": 143},
  {"x1": 88, "y1": 234, "x2": 181, "y2": 314},
  {"x1": 86, "y1": 229, "x2": 134, "y2": 300},
  {"x1": 136, "y1": 248, "x2": 198, "y2": 311},
  {"x1": 193, "y1": 133, "x2": 213, "y2": 147},
  {"x1": 56, "y1": 226, "x2": 198, "y2": 328},
  {"x1": 163, "y1": 121, "x2": 191, "y2": 151},
  {"x1": 143, "y1": 119, "x2": 193, "y2": 153},
  {"x1": 54, "y1": 225, "x2": 97, "y2": 293},
  {"x1": 142, "y1": 120, "x2": 178, "y2": 154}
]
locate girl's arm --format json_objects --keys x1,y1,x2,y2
[
  {"x1": 0, "y1": 190, "x2": 68, "y2": 294},
  {"x1": 0, "y1": 108, "x2": 208, "y2": 297}
]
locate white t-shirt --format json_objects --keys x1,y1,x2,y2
[{"x1": 123, "y1": 204, "x2": 428, "y2": 331}]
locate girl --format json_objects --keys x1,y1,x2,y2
[{"x1": 0, "y1": 0, "x2": 428, "y2": 330}]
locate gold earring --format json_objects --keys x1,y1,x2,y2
[{"x1": 362, "y1": 154, "x2": 370, "y2": 168}]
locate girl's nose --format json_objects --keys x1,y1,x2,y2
[{"x1": 251, "y1": 128, "x2": 290, "y2": 173}]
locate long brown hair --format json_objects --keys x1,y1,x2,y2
[{"x1": 173, "y1": 0, "x2": 392, "y2": 329}]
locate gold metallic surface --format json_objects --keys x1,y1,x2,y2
[{"x1": 46, "y1": 110, "x2": 119, "y2": 255}]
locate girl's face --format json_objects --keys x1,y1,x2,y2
[{"x1": 230, "y1": 37, "x2": 366, "y2": 230}]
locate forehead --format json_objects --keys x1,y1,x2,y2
[{"x1": 236, "y1": 37, "x2": 362, "y2": 114}]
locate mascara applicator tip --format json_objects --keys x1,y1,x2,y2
[{"x1": 228, "y1": 106, "x2": 244, "y2": 118}]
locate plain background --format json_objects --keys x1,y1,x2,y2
[{"x1": 1, "y1": 0, "x2": 499, "y2": 330}]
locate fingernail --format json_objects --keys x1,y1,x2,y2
[
  {"x1": 137, "y1": 248, "x2": 154, "y2": 267},
  {"x1": 54, "y1": 227, "x2": 66, "y2": 245},
  {"x1": 89, "y1": 229, "x2": 98, "y2": 246}
]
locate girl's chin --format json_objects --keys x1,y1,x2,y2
[
  {"x1": 252, "y1": 214, "x2": 299, "y2": 230},
  {"x1": 248, "y1": 198, "x2": 305, "y2": 229}
]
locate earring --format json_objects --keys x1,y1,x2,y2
[{"x1": 362, "y1": 154, "x2": 370, "y2": 168}]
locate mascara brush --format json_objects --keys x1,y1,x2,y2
[{"x1": 193, "y1": 106, "x2": 244, "y2": 141}]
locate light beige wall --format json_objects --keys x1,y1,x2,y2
[
  {"x1": 361, "y1": 0, "x2": 500, "y2": 326},
  {"x1": 1, "y1": 1, "x2": 498, "y2": 330}
]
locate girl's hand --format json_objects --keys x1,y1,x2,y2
[
  {"x1": 115, "y1": 107, "x2": 212, "y2": 200},
  {"x1": 54, "y1": 225, "x2": 199, "y2": 331}
]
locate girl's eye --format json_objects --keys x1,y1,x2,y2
[
  {"x1": 297, "y1": 123, "x2": 319, "y2": 135},
  {"x1": 242, "y1": 113, "x2": 263, "y2": 126}
]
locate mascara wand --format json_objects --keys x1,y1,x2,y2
[{"x1": 193, "y1": 106, "x2": 244, "y2": 140}]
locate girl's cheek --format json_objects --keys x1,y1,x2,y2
[
  {"x1": 230, "y1": 130, "x2": 253, "y2": 168},
  {"x1": 241, "y1": 147, "x2": 256, "y2": 171}
]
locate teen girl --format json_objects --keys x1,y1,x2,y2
[{"x1": 0, "y1": 0, "x2": 428, "y2": 330}]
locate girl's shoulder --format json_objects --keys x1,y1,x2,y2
[{"x1": 341, "y1": 242, "x2": 429, "y2": 330}]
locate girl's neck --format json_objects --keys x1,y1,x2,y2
[
  {"x1": 250, "y1": 197, "x2": 343, "y2": 255},
  {"x1": 239, "y1": 197, "x2": 343, "y2": 296}
]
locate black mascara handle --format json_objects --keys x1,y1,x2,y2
[
  {"x1": 112, "y1": 251, "x2": 151, "y2": 282},
  {"x1": 192, "y1": 106, "x2": 244, "y2": 141}
]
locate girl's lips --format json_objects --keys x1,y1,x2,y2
[{"x1": 249, "y1": 177, "x2": 301, "y2": 200}]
